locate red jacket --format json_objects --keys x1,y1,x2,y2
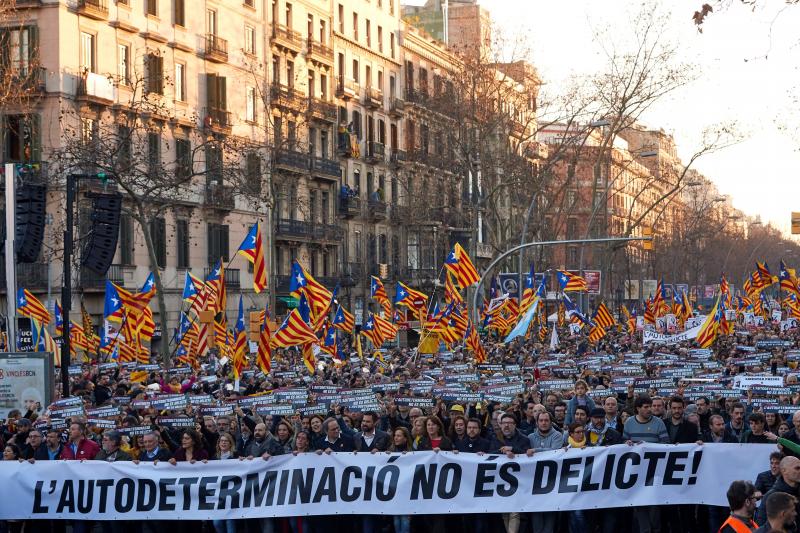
[{"x1": 59, "y1": 438, "x2": 100, "y2": 460}]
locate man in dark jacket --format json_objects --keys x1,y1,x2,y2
[
  {"x1": 136, "y1": 430, "x2": 173, "y2": 462},
  {"x1": 315, "y1": 417, "x2": 354, "y2": 453},
  {"x1": 95, "y1": 430, "x2": 132, "y2": 462},
  {"x1": 353, "y1": 411, "x2": 390, "y2": 451},
  {"x1": 455, "y1": 418, "x2": 491, "y2": 453},
  {"x1": 756, "y1": 452, "x2": 784, "y2": 495},
  {"x1": 244, "y1": 422, "x2": 283, "y2": 458},
  {"x1": 702, "y1": 414, "x2": 739, "y2": 443},
  {"x1": 490, "y1": 413, "x2": 534, "y2": 457},
  {"x1": 741, "y1": 413, "x2": 778, "y2": 444},
  {"x1": 666, "y1": 395, "x2": 700, "y2": 444},
  {"x1": 756, "y1": 456, "x2": 800, "y2": 528},
  {"x1": 586, "y1": 408, "x2": 623, "y2": 446},
  {"x1": 20, "y1": 428, "x2": 46, "y2": 460}
]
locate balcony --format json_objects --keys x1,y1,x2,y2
[
  {"x1": 339, "y1": 195, "x2": 361, "y2": 218},
  {"x1": 341, "y1": 262, "x2": 363, "y2": 287},
  {"x1": 205, "y1": 183, "x2": 235, "y2": 210},
  {"x1": 389, "y1": 97, "x2": 405, "y2": 117},
  {"x1": 407, "y1": 148, "x2": 431, "y2": 166},
  {"x1": 76, "y1": 71, "x2": 114, "y2": 104},
  {"x1": 76, "y1": 0, "x2": 107, "y2": 20},
  {"x1": 366, "y1": 141, "x2": 385, "y2": 164},
  {"x1": 275, "y1": 218, "x2": 314, "y2": 241},
  {"x1": 405, "y1": 88, "x2": 429, "y2": 107},
  {"x1": 391, "y1": 204, "x2": 410, "y2": 223},
  {"x1": 363, "y1": 87, "x2": 383, "y2": 109},
  {"x1": 3, "y1": 67, "x2": 47, "y2": 96},
  {"x1": 203, "y1": 107, "x2": 232, "y2": 131},
  {"x1": 389, "y1": 150, "x2": 406, "y2": 168},
  {"x1": 335, "y1": 77, "x2": 358, "y2": 100},
  {"x1": 270, "y1": 83, "x2": 307, "y2": 112},
  {"x1": 0, "y1": 262, "x2": 48, "y2": 292},
  {"x1": 80, "y1": 265, "x2": 124, "y2": 291},
  {"x1": 274, "y1": 149, "x2": 310, "y2": 173},
  {"x1": 307, "y1": 39, "x2": 334, "y2": 64},
  {"x1": 204, "y1": 34, "x2": 228, "y2": 63},
  {"x1": 271, "y1": 24, "x2": 303, "y2": 52},
  {"x1": 307, "y1": 97, "x2": 337, "y2": 123},
  {"x1": 203, "y1": 267, "x2": 240, "y2": 289},
  {"x1": 510, "y1": 119, "x2": 526, "y2": 138},
  {"x1": 368, "y1": 199, "x2": 388, "y2": 221},
  {"x1": 275, "y1": 275, "x2": 292, "y2": 292},
  {"x1": 314, "y1": 223, "x2": 345, "y2": 242},
  {"x1": 310, "y1": 156, "x2": 341, "y2": 180}
]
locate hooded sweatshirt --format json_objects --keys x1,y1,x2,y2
[{"x1": 528, "y1": 428, "x2": 565, "y2": 451}]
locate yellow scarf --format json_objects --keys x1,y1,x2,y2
[{"x1": 568, "y1": 436, "x2": 586, "y2": 448}]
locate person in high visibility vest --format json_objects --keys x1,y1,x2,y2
[{"x1": 718, "y1": 480, "x2": 760, "y2": 533}]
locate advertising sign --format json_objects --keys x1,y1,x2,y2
[
  {"x1": 624, "y1": 280, "x2": 640, "y2": 300},
  {"x1": 567, "y1": 270, "x2": 601, "y2": 294},
  {"x1": 642, "y1": 280, "x2": 657, "y2": 299},
  {"x1": 0, "y1": 352, "x2": 54, "y2": 419},
  {"x1": 498, "y1": 273, "x2": 546, "y2": 300}
]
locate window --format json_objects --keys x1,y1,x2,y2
[
  {"x1": 148, "y1": 132, "x2": 161, "y2": 175},
  {"x1": 307, "y1": 14, "x2": 313, "y2": 38},
  {"x1": 378, "y1": 26, "x2": 383, "y2": 53},
  {"x1": 352, "y1": 59, "x2": 359, "y2": 84},
  {"x1": 176, "y1": 220, "x2": 190, "y2": 269},
  {"x1": 287, "y1": 60, "x2": 294, "y2": 87},
  {"x1": 146, "y1": 0, "x2": 157, "y2": 17},
  {"x1": 338, "y1": 4, "x2": 344, "y2": 33},
  {"x1": 320, "y1": 129, "x2": 328, "y2": 159},
  {"x1": 3, "y1": 27, "x2": 37, "y2": 76},
  {"x1": 81, "y1": 117, "x2": 96, "y2": 145},
  {"x1": 145, "y1": 53, "x2": 163, "y2": 94},
  {"x1": 377, "y1": 70, "x2": 383, "y2": 92},
  {"x1": 272, "y1": 55, "x2": 280, "y2": 83},
  {"x1": 119, "y1": 214, "x2": 133, "y2": 265},
  {"x1": 117, "y1": 44, "x2": 129, "y2": 85},
  {"x1": 246, "y1": 86, "x2": 256, "y2": 122},
  {"x1": 309, "y1": 190, "x2": 318, "y2": 223},
  {"x1": 245, "y1": 25, "x2": 256, "y2": 55},
  {"x1": 80, "y1": 32, "x2": 95, "y2": 72},
  {"x1": 174, "y1": 63, "x2": 185, "y2": 101},
  {"x1": 566, "y1": 189, "x2": 576, "y2": 207},
  {"x1": 389, "y1": 0, "x2": 394, "y2": 15},
  {"x1": 206, "y1": 73, "x2": 227, "y2": 112},
  {"x1": 174, "y1": 0, "x2": 185, "y2": 26},
  {"x1": 287, "y1": 120, "x2": 297, "y2": 148},
  {"x1": 366, "y1": 19, "x2": 371, "y2": 47},
  {"x1": 246, "y1": 152, "x2": 261, "y2": 192},
  {"x1": 150, "y1": 216, "x2": 167, "y2": 267},
  {"x1": 568, "y1": 247, "x2": 578, "y2": 267},
  {"x1": 391, "y1": 177, "x2": 397, "y2": 204},
  {"x1": 321, "y1": 191, "x2": 329, "y2": 224},
  {"x1": 207, "y1": 223, "x2": 230, "y2": 264},
  {"x1": 320, "y1": 73, "x2": 327, "y2": 99},
  {"x1": 566, "y1": 218, "x2": 577, "y2": 239},
  {"x1": 118, "y1": 125, "x2": 131, "y2": 167},
  {"x1": 319, "y1": 19, "x2": 327, "y2": 44},
  {"x1": 390, "y1": 33, "x2": 395, "y2": 59},
  {"x1": 244, "y1": 0, "x2": 254, "y2": 7},
  {"x1": 206, "y1": 9, "x2": 217, "y2": 35},
  {"x1": 353, "y1": 12, "x2": 358, "y2": 40},
  {"x1": 352, "y1": 110, "x2": 362, "y2": 139},
  {"x1": 175, "y1": 138, "x2": 191, "y2": 178},
  {"x1": 206, "y1": 143, "x2": 223, "y2": 183},
  {"x1": 285, "y1": 2, "x2": 292, "y2": 26}
]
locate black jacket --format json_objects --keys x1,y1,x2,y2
[
  {"x1": 455, "y1": 436, "x2": 491, "y2": 453},
  {"x1": 138, "y1": 447, "x2": 173, "y2": 462},
  {"x1": 755, "y1": 477, "x2": 800, "y2": 527},
  {"x1": 33, "y1": 445, "x2": 58, "y2": 460},
  {"x1": 490, "y1": 430, "x2": 531, "y2": 454},
  {"x1": 353, "y1": 430, "x2": 391, "y2": 452},
  {"x1": 755, "y1": 470, "x2": 778, "y2": 495},
  {"x1": 667, "y1": 420, "x2": 700, "y2": 444},
  {"x1": 701, "y1": 429, "x2": 739, "y2": 444},
  {"x1": 587, "y1": 426, "x2": 624, "y2": 446},
  {"x1": 314, "y1": 434, "x2": 355, "y2": 452},
  {"x1": 417, "y1": 436, "x2": 454, "y2": 451}
]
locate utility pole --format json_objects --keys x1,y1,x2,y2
[
  {"x1": 60, "y1": 175, "x2": 75, "y2": 397},
  {"x1": 4, "y1": 164, "x2": 16, "y2": 348}
]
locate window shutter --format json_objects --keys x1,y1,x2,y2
[
  {"x1": 28, "y1": 113, "x2": 41, "y2": 161},
  {"x1": 27, "y1": 26, "x2": 38, "y2": 67},
  {"x1": 156, "y1": 56, "x2": 163, "y2": 93},
  {"x1": 206, "y1": 73, "x2": 217, "y2": 109},
  {"x1": 221, "y1": 224, "x2": 229, "y2": 262},
  {"x1": 217, "y1": 76, "x2": 227, "y2": 110},
  {"x1": 175, "y1": 0, "x2": 184, "y2": 26}
]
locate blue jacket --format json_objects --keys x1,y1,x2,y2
[{"x1": 565, "y1": 395, "x2": 596, "y2": 424}]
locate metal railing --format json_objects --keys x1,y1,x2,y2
[
  {"x1": 274, "y1": 149, "x2": 310, "y2": 172},
  {"x1": 203, "y1": 267, "x2": 240, "y2": 289},
  {"x1": 205, "y1": 34, "x2": 228, "y2": 60},
  {"x1": 80, "y1": 265, "x2": 124, "y2": 289},
  {"x1": 311, "y1": 156, "x2": 341, "y2": 178},
  {"x1": 205, "y1": 183, "x2": 235, "y2": 210}
]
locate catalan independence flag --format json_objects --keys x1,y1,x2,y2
[
  {"x1": 256, "y1": 305, "x2": 272, "y2": 374},
  {"x1": 237, "y1": 222, "x2": 267, "y2": 293},
  {"x1": 332, "y1": 304, "x2": 355, "y2": 333},
  {"x1": 17, "y1": 288, "x2": 50, "y2": 325},
  {"x1": 444, "y1": 242, "x2": 480, "y2": 289},
  {"x1": 556, "y1": 270, "x2": 588, "y2": 292},
  {"x1": 270, "y1": 308, "x2": 318, "y2": 348},
  {"x1": 394, "y1": 281, "x2": 428, "y2": 309},
  {"x1": 370, "y1": 276, "x2": 392, "y2": 317},
  {"x1": 695, "y1": 294, "x2": 722, "y2": 348},
  {"x1": 593, "y1": 302, "x2": 616, "y2": 329},
  {"x1": 289, "y1": 261, "x2": 332, "y2": 322}
]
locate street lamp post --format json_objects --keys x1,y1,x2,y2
[{"x1": 472, "y1": 235, "x2": 653, "y2": 325}]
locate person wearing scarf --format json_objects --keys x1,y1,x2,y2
[
  {"x1": 587, "y1": 408, "x2": 624, "y2": 446},
  {"x1": 566, "y1": 423, "x2": 588, "y2": 532}
]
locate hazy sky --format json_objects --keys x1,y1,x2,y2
[{"x1": 404, "y1": 0, "x2": 800, "y2": 237}]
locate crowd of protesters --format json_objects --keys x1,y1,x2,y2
[{"x1": 2, "y1": 324, "x2": 800, "y2": 533}]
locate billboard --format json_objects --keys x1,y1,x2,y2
[
  {"x1": 498, "y1": 272, "x2": 546, "y2": 299},
  {"x1": 642, "y1": 280, "x2": 658, "y2": 299},
  {"x1": 0, "y1": 352, "x2": 54, "y2": 419},
  {"x1": 624, "y1": 280, "x2": 640, "y2": 300},
  {"x1": 567, "y1": 270, "x2": 602, "y2": 294}
]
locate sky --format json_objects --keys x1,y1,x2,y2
[{"x1": 404, "y1": 0, "x2": 800, "y2": 237}]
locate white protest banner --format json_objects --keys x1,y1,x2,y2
[
  {"x1": 743, "y1": 313, "x2": 755, "y2": 326},
  {"x1": 685, "y1": 316, "x2": 706, "y2": 329},
  {"x1": 772, "y1": 310, "x2": 783, "y2": 322},
  {"x1": 733, "y1": 375, "x2": 784, "y2": 389},
  {"x1": 0, "y1": 444, "x2": 771, "y2": 520},
  {"x1": 643, "y1": 325, "x2": 701, "y2": 345}
]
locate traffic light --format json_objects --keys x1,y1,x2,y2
[
  {"x1": 15, "y1": 182, "x2": 47, "y2": 263},
  {"x1": 642, "y1": 226, "x2": 654, "y2": 251},
  {"x1": 81, "y1": 192, "x2": 122, "y2": 275}
]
